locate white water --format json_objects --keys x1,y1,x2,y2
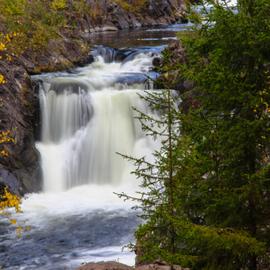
[
  {"x1": 37, "y1": 53, "x2": 158, "y2": 192},
  {"x1": 4, "y1": 50, "x2": 160, "y2": 269}
]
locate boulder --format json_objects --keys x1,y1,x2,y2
[
  {"x1": 77, "y1": 261, "x2": 134, "y2": 270},
  {"x1": 153, "y1": 57, "x2": 162, "y2": 68},
  {"x1": 76, "y1": 262, "x2": 190, "y2": 270}
]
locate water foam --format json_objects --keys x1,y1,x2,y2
[
  {"x1": 37, "y1": 51, "x2": 159, "y2": 193},
  {"x1": 2, "y1": 48, "x2": 161, "y2": 270}
]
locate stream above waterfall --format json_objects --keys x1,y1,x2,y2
[{"x1": 0, "y1": 24, "x2": 188, "y2": 270}]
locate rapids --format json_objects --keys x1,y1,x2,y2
[
  {"x1": 0, "y1": 24, "x2": 189, "y2": 270},
  {"x1": 37, "y1": 53, "x2": 160, "y2": 192}
]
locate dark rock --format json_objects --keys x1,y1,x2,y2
[
  {"x1": 76, "y1": 262, "x2": 190, "y2": 270},
  {"x1": 0, "y1": 169, "x2": 21, "y2": 195},
  {"x1": 180, "y1": 17, "x2": 189, "y2": 24},
  {"x1": 81, "y1": 0, "x2": 185, "y2": 33},
  {"x1": 76, "y1": 54, "x2": 95, "y2": 67},
  {"x1": 0, "y1": 61, "x2": 41, "y2": 195},
  {"x1": 91, "y1": 46, "x2": 118, "y2": 63},
  {"x1": 153, "y1": 57, "x2": 162, "y2": 68},
  {"x1": 22, "y1": 39, "x2": 90, "y2": 74},
  {"x1": 167, "y1": 40, "x2": 186, "y2": 65}
]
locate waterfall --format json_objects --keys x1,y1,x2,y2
[
  {"x1": 36, "y1": 49, "x2": 160, "y2": 193},
  {"x1": 1, "y1": 25, "x2": 190, "y2": 270}
]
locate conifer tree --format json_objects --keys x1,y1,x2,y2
[
  {"x1": 117, "y1": 89, "x2": 182, "y2": 264},
  {"x1": 120, "y1": 1, "x2": 270, "y2": 269},
  {"x1": 165, "y1": 0, "x2": 270, "y2": 269}
]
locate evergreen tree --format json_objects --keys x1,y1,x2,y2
[
  {"x1": 166, "y1": 0, "x2": 269, "y2": 269},
  {"x1": 117, "y1": 89, "x2": 182, "y2": 264},
  {"x1": 121, "y1": 1, "x2": 270, "y2": 269}
]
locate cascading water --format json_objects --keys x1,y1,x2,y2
[
  {"x1": 0, "y1": 22, "x2": 196, "y2": 270},
  {"x1": 0, "y1": 45, "x2": 163, "y2": 270},
  {"x1": 37, "y1": 49, "x2": 159, "y2": 192}
]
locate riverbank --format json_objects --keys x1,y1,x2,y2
[{"x1": 76, "y1": 261, "x2": 190, "y2": 270}]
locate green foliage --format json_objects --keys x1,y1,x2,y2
[
  {"x1": 0, "y1": 0, "x2": 26, "y2": 16},
  {"x1": 51, "y1": 0, "x2": 67, "y2": 10},
  {"x1": 114, "y1": 0, "x2": 147, "y2": 13},
  {"x1": 0, "y1": 0, "x2": 68, "y2": 54},
  {"x1": 0, "y1": 0, "x2": 151, "y2": 55},
  {"x1": 117, "y1": 89, "x2": 182, "y2": 263}
]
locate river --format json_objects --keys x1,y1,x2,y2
[{"x1": 0, "y1": 24, "x2": 190, "y2": 270}]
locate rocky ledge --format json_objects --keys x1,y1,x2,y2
[
  {"x1": 77, "y1": 261, "x2": 190, "y2": 270},
  {"x1": 69, "y1": 0, "x2": 186, "y2": 37}
]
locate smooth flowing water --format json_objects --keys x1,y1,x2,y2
[
  {"x1": 0, "y1": 24, "x2": 188, "y2": 270},
  {"x1": 38, "y1": 57, "x2": 159, "y2": 192}
]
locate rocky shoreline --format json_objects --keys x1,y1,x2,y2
[
  {"x1": 76, "y1": 261, "x2": 190, "y2": 270},
  {"x1": 0, "y1": 0, "x2": 186, "y2": 195}
]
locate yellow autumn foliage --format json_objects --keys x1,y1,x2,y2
[
  {"x1": 0, "y1": 130, "x2": 15, "y2": 144},
  {"x1": 0, "y1": 188, "x2": 21, "y2": 213},
  {"x1": 0, "y1": 130, "x2": 15, "y2": 158},
  {"x1": 0, "y1": 42, "x2": 6, "y2": 51},
  {"x1": 114, "y1": 0, "x2": 147, "y2": 12},
  {"x1": 51, "y1": 0, "x2": 67, "y2": 10},
  {"x1": 0, "y1": 130, "x2": 22, "y2": 231},
  {"x1": 0, "y1": 74, "x2": 6, "y2": 84},
  {"x1": 0, "y1": 31, "x2": 16, "y2": 85}
]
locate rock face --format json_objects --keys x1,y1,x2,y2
[
  {"x1": 72, "y1": 0, "x2": 186, "y2": 36},
  {"x1": 0, "y1": 61, "x2": 41, "y2": 195},
  {"x1": 0, "y1": 38, "x2": 91, "y2": 195},
  {"x1": 76, "y1": 262, "x2": 190, "y2": 270},
  {"x1": 0, "y1": 0, "x2": 186, "y2": 195}
]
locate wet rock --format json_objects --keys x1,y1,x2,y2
[
  {"x1": 136, "y1": 262, "x2": 190, "y2": 270},
  {"x1": 114, "y1": 73, "x2": 149, "y2": 86},
  {"x1": 115, "y1": 50, "x2": 133, "y2": 62},
  {"x1": 153, "y1": 57, "x2": 162, "y2": 68},
  {"x1": 78, "y1": 262, "x2": 133, "y2": 270},
  {"x1": 91, "y1": 46, "x2": 118, "y2": 63},
  {"x1": 76, "y1": 54, "x2": 95, "y2": 67},
  {"x1": 76, "y1": 262, "x2": 190, "y2": 270}
]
